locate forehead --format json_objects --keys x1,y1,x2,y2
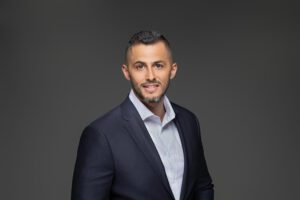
[{"x1": 127, "y1": 41, "x2": 172, "y2": 63}]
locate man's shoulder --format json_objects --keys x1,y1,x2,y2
[
  {"x1": 86, "y1": 101, "x2": 125, "y2": 131},
  {"x1": 88, "y1": 105, "x2": 121, "y2": 127},
  {"x1": 85, "y1": 97, "x2": 133, "y2": 130},
  {"x1": 171, "y1": 101, "x2": 197, "y2": 118}
]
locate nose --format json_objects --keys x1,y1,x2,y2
[{"x1": 146, "y1": 67, "x2": 155, "y2": 81}]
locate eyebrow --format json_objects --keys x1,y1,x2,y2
[
  {"x1": 133, "y1": 61, "x2": 145, "y2": 65},
  {"x1": 133, "y1": 60, "x2": 166, "y2": 65},
  {"x1": 153, "y1": 60, "x2": 165, "y2": 64}
]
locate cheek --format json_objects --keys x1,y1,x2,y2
[
  {"x1": 159, "y1": 73, "x2": 171, "y2": 84},
  {"x1": 129, "y1": 74, "x2": 143, "y2": 86}
]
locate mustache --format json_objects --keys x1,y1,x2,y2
[{"x1": 141, "y1": 80, "x2": 161, "y2": 86}]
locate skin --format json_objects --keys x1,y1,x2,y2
[{"x1": 122, "y1": 41, "x2": 178, "y2": 121}]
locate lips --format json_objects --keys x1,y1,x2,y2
[{"x1": 142, "y1": 83, "x2": 160, "y2": 93}]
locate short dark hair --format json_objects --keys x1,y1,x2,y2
[{"x1": 125, "y1": 30, "x2": 172, "y2": 62}]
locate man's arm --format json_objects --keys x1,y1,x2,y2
[
  {"x1": 193, "y1": 148, "x2": 214, "y2": 200},
  {"x1": 71, "y1": 126, "x2": 114, "y2": 200},
  {"x1": 193, "y1": 114, "x2": 214, "y2": 200}
]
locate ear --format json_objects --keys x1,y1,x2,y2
[
  {"x1": 121, "y1": 64, "x2": 131, "y2": 81},
  {"x1": 170, "y1": 62, "x2": 178, "y2": 79}
]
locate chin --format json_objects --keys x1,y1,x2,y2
[
  {"x1": 142, "y1": 97, "x2": 161, "y2": 104},
  {"x1": 142, "y1": 93, "x2": 163, "y2": 103}
]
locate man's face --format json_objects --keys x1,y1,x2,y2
[{"x1": 122, "y1": 41, "x2": 177, "y2": 104}]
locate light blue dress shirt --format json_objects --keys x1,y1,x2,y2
[{"x1": 129, "y1": 90, "x2": 184, "y2": 200}]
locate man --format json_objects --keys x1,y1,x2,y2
[{"x1": 72, "y1": 30, "x2": 214, "y2": 200}]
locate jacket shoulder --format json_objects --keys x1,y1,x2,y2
[
  {"x1": 171, "y1": 102, "x2": 198, "y2": 118},
  {"x1": 87, "y1": 104, "x2": 123, "y2": 131}
]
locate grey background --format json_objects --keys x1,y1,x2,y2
[{"x1": 1, "y1": 0, "x2": 299, "y2": 199}]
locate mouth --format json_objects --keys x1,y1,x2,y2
[{"x1": 142, "y1": 83, "x2": 160, "y2": 93}]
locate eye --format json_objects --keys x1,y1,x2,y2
[
  {"x1": 135, "y1": 64, "x2": 145, "y2": 71},
  {"x1": 154, "y1": 63, "x2": 163, "y2": 69}
]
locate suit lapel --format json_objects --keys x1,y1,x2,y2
[
  {"x1": 121, "y1": 98, "x2": 175, "y2": 199},
  {"x1": 173, "y1": 112, "x2": 190, "y2": 200},
  {"x1": 174, "y1": 106, "x2": 203, "y2": 200}
]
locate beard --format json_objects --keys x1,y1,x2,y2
[{"x1": 130, "y1": 79, "x2": 170, "y2": 104}]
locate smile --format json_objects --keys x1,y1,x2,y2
[{"x1": 142, "y1": 84, "x2": 160, "y2": 93}]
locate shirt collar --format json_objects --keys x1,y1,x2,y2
[{"x1": 129, "y1": 90, "x2": 176, "y2": 124}]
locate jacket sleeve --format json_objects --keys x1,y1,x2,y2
[
  {"x1": 71, "y1": 126, "x2": 114, "y2": 200},
  {"x1": 193, "y1": 115, "x2": 214, "y2": 200}
]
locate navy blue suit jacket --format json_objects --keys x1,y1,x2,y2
[{"x1": 72, "y1": 97, "x2": 214, "y2": 200}]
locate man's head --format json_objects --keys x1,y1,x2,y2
[
  {"x1": 122, "y1": 30, "x2": 177, "y2": 105},
  {"x1": 124, "y1": 31, "x2": 173, "y2": 63}
]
